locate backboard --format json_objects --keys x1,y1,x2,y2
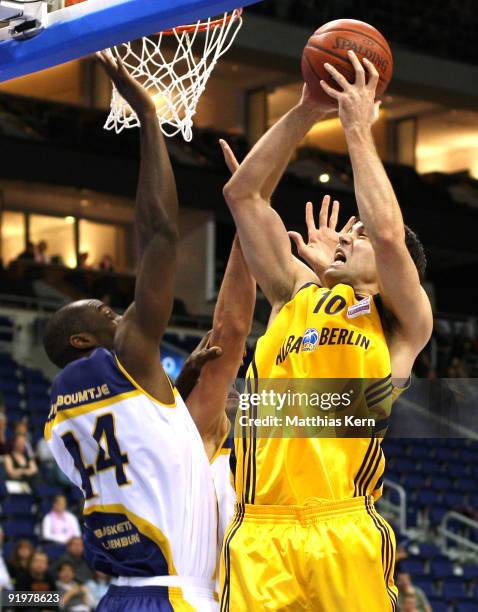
[{"x1": 0, "y1": 0, "x2": 261, "y2": 82}]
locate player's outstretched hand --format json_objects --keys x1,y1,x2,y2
[
  {"x1": 320, "y1": 50, "x2": 381, "y2": 130},
  {"x1": 219, "y1": 139, "x2": 240, "y2": 174},
  {"x1": 175, "y1": 331, "x2": 223, "y2": 400},
  {"x1": 288, "y1": 196, "x2": 355, "y2": 274},
  {"x1": 96, "y1": 51, "x2": 156, "y2": 120}
]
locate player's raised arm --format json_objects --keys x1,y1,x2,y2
[
  {"x1": 222, "y1": 90, "x2": 330, "y2": 308},
  {"x1": 321, "y1": 51, "x2": 433, "y2": 356},
  {"x1": 184, "y1": 143, "x2": 256, "y2": 446},
  {"x1": 96, "y1": 53, "x2": 178, "y2": 401}
]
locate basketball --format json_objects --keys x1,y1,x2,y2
[{"x1": 301, "y1": 19, "x2": 393, "y2": 110}]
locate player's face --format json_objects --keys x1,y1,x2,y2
[
  {"x1": 86, "y1": 299, "x2": 122, "y2": 349},
  {"x1": 324, "y1": 221, "x2": 378, "y2": 290}
]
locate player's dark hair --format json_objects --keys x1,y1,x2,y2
[
  {"x1": 404, "y1": 225, "x2": 427, "y2": 283},
  {"x1": 43, "y1": 302, "x2": 99, "y2": 369}
]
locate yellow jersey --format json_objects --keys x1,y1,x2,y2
[{"x1": 235, "y1": 282, "x2": 395, "y2": 506}]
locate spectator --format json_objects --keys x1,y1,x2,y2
[
  {"x1": 77, "y1": 252, "x2": 89, "y2": 269},
  {"x1": 17, "y1": 241, "x2": 36, "y2": 261},
  {"x1": 56, "y1": 538, "x2": 92, "y2": 584},
  {"x1": 42, "y1": 495, "x2": 81, "y2": 545},
  {"x1": 15, "y1": 550, "x2": 55, "y2": 591},
  {"x1": 0, "y1": 411, "x2": 8, "y2": 455},
  {"x1": 35, "y1": 240, "x2": 51, "y2": 264},
  {"x1": 98, "y1": 254, "x2": 114, "y2": 272},
  {"x1": 396, "y1": 571, "x2": 431, "y2": 612},
  {"x1": 7, "y1": 539, "x2": 34, "y2": 587},
  {"x1": 85, "y1": 571, "x2": 109, "y2": 608},
  {"x1": 4, "y1": 433, "x2": 39, "y2": 491},
  {"x1": 0, "y1": 527, "x2": 13, "y2": 591},
  {"x1": 400, "y1": 591, "x2": 419, "y2": 612},
  {"x1": 12, "y1": 420, "x2": 34, "y2": 458},
  {"x1": 56, "y1": 561, "x2": 95, "y2": 612}
]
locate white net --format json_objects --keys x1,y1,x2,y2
[{"x1": 104, "y1": 9, "x2": 243, "y2": 142}]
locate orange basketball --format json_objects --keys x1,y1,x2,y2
[{"x1": 301, "y1": 19, "x2": 393, "y2": 110}]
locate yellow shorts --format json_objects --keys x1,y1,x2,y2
[{"x1": 220, "y1": 496, "x2": 397, "y2": 612}]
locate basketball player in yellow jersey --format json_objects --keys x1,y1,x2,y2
[{"x1": 219, "y1": 51, "x2": 433, "y2": 612}]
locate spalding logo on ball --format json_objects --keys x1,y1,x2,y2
[{"x1": 301, "y1": 19, "x2": 394, "y2": 110}]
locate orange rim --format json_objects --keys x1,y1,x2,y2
[{"x1": 161, "y1": 8, "x2": 242, "y2": 36}]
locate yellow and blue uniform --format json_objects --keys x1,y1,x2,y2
[
  {"x1": 46, "y1": 348, "x2": 218, "y2": 611},
  {"x1": 220, "y1": 283, "x2": 400, "y2": 611}
]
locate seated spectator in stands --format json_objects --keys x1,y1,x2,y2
[
  {"x1": 35, "y1": 240, "x2": 51, "y2": 265},
  {"x1": 12, "y1": 420, "x2": 34, "y2": 458},
  {"x1": 15, "y1": 551, "x2": 56, "y2": 592},
  {"x1": 396, "y1": 571, "x2": 431, "y2": 612},
  {"x1": 0, "y1": 527, "x2": 13, "y2": 591},
  {"x1": 98, "y1": 254, "x2": 114, "y2": 272},
  {"x1": 36, "y1": 438, "x2": 70, "y2": 487},
  {"x1": 7, "y1": 539, "x2": 34, "y2": 587},
  {"x1": 0, "y1": 411, "x2": 8, "y2": 455},
  {"x1": 55, "y1": 537, "x2": 92, "y2": 584},
  {"x1": 17, "y1": 242, "x2": 36, "y2": 262},
  {"x1": 77, "y1": 252, "x2": 89, "y2": 269},
  {"x1": 4, "y1": 433, "x2": 38, "y2": 490},
  {"x1": 85, "y1": 571, "x2": 109, "y2": 608},
  {"x1": 400, "y1": 591, "x2": 418, "y2": 612},
  {"x1": 42, "y1": 495, "x2": 81, "y2": 545},
  {"x1": 56, "y1": 561, "x2": 95, "y2": 612}
]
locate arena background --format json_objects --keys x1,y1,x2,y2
[{"x1": 0, "y1": 1, "x2": 477, "y2": 610}]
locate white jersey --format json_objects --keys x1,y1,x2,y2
[
  {"x1": 210, "y1": 425, "x2": 236, "y2": 555},
  {"x1": 45, "y1": 348, "x2": 217, "y2": 585}
]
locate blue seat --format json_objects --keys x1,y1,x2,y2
[
  {"x1": 409, "y1": 446, "x2": 430, "y2": 460},
  {"x1": 444, "y1": 492, "x2": 465, "y2": 508},
  {"x1": 430, "y1": 507, "x2": 448, "y2": 525},
  {"x1": 30, "y1": 414, "x2": 46, "y2": 429},
  {"x1": 420, "y1": 460, "x2": 442, "y2": 475},
  {"x1": 414, "y1": 580, "x2": 435, "y2": 598},
  {"x1": 405, "y1": 474, "x2": 426, "y2": 489},
  {"x1": 3, "y1": 519, "x2": 36, "y2": 539},
  {"x1": 416, "y1": 542, "x2": 442, "y2": 559},
  {"x1": 35, "y1": 484, "x2": 63, "y2": 498},
  {"x1": 401, "y1": 559, "x2": 427, "y2": 577},
  {"x1": 462, "y1": 565, "x2": 478, "y2": 580},
  {"x1": 448, "y1": 464, "x2": 470, "y2": 478},
  {"x1": 1, "y1": 495, "x2": 35, "y2": 516},
  {"x1": 431, "y1": 476, "x2": 452, "y2": 491},
  {"x1": 41, "y1": 542, "x2": 66, "y2": 562},
  {"x1": 431, "y1": 560, "x2": 455, "y2": 579},
  {"x1": 428, "y1": 600, "x2": 449, "y2": 612},
  {"x1": 416, "y1": 490, "x2": 440, "y2": 507},
  {"x1": 442, "y1": 582, "x2": 467, "y2": 600}
]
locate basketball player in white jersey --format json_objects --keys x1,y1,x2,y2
[{"x1": 42, "y1": 53, "x2": 217, "y2": 611}]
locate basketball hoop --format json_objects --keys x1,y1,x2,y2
[{"x1": 104, "y1": 9, "x2": 243, "y2": 141}]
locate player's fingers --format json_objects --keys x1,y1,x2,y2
[
  {"x1": 320, "y1": 80, "x2": 341, "y2": 100},
  {"x1": 306, "y1": 202, "x2": 318, "y2": 235},
  {"x1": 318, "y1": 196, "x2": 330, "y2": 228},
  {"x1": 329, "y1": 200, "x2": 340, "y2": 230},
  {"x1": 363, "y1": 57, "x2": 380, "y2": 91},
  {"x1": 341, "y1": 216, "x2": 356, "y2": 234},
  {"x1": 347, "y1": 50, "x2": 366, "y2": 87},
  {"x1": 197, "y1": 347, "x2": 223, "y2": 366},
  {"x1": 288, "y1": 231, "x2": 307, "y2": 253},
  {"x1": 323, "y1": 63, "x2": 350, "y2": 91},
  {"x1": 219, "y1": 139, "x2": 240, "y2": 173}
]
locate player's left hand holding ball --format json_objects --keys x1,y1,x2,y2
[{"x1": 320, "y1": 51, "x2": 381, "y2": 130}]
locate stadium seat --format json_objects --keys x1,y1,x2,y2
[
  {"x1": 401, "y1": 559, "x2": 427, "y2": 577},
  {"x1": 431, "y1": 476, "x2": 452, "y2": 491},
  {"x1": 416, "y1": 542, "x2": 442, "y2": 559},
  {"x1": 429, "y1": 507, "x2": 448, "y2": 525},
  {"x1": 455, "y1": 603, "x2": 478, "y2": 612},
  {"x1": 3, "y1": 519, "x2": 36, "y2": 539},
  {"x1": 414, "y1": 580, "x2": 435, "y2": 598},
  {"x1": 1, "y1": 495, "x2": 35, "y2": 516},
  {"x1": 428, "y1": 600, "x2": 449, "y2": 612},
  {"x1": 462, "y1": 565, "x2": 478, "y2": 580},
  {"x1": 444, "y1": 492, "x2": 465, "y2": 508},
  {"x1": 41, "y1": 542, "x2": 66, "y2": 561},
  {"x1": 416, "y1": 490, "x2": 441, "y2": 507},
  {"x1": 431, "y1": 560, "x2": 455, "y2": 579},
  {"x1": 35, "y1": 484, "x2": 63, "y2": 499},
  {"x1": 442, "y1": 582, "x2": 467, "y2": 600}
]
